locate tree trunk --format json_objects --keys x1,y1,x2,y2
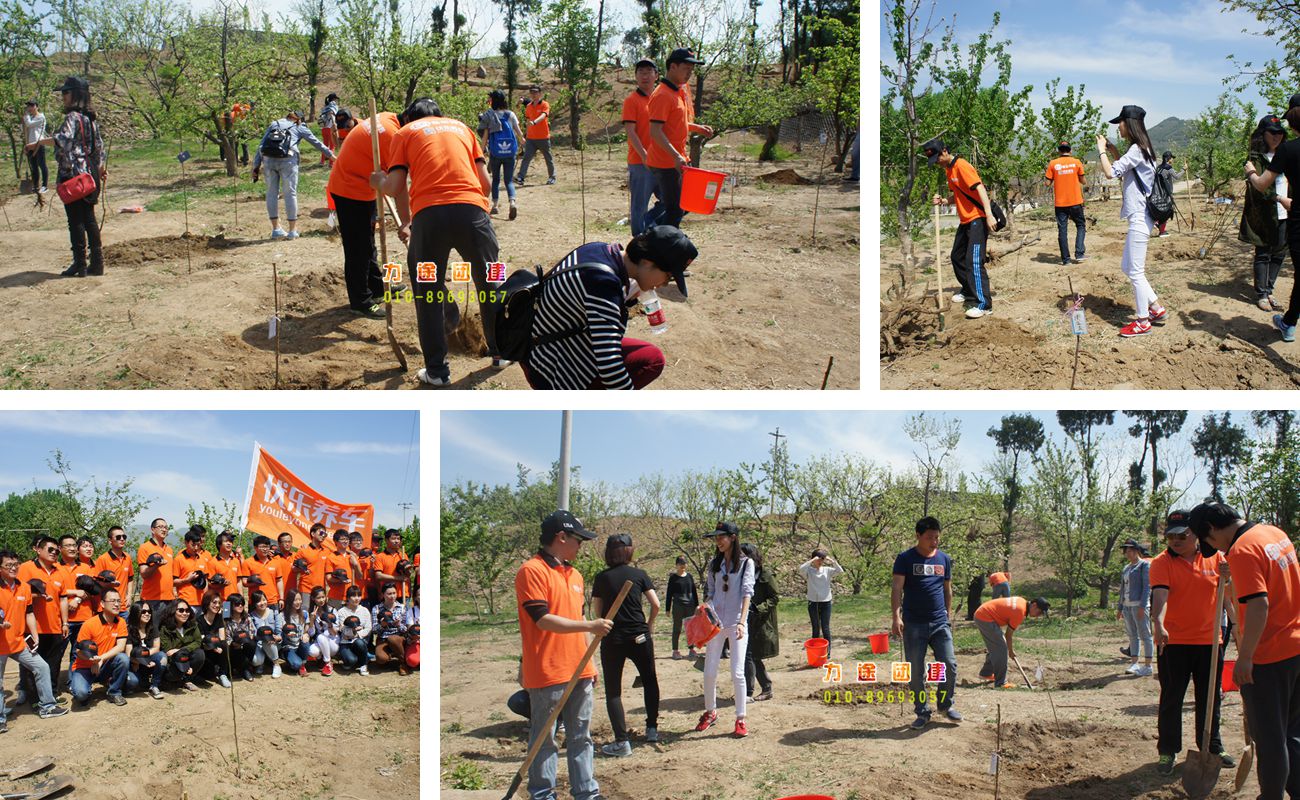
[
  {"x1": 222, "y1": 112, "x2": 237, "y2": 176},
  {"x1": 759, "y1": 124, "x2": 780, "y2": 161},
  {"x1": 569, "y1": 91, "x2": 581, "y2": 149}
]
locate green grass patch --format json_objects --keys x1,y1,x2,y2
[
  {"x1": 442, "y1": 757, "x2": 487, "y2": 791},
  {"x1": 739, "y1": 141, "x2": 794, "y2": 162},
  {"x1": 146, "y1": 165, "x2": 327, "y2": 212}
]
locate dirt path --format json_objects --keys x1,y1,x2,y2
[
  {"x1": 0, "y1": 135, "x2": 859, "y2": 389},
  {"x1": 1, "y1": 659, "x2": 419, "y2": 800},
  {"x1": 881, "y1": 196, "x2": 1300, "y2": 389},
  {"x1": 441, "y1": 618, "x2": 1249, "y2": 800}
]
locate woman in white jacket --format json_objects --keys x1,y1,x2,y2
[
  {"x1": 336, "y1": 585, "x2": 372, "y2": 675},
  {"x1": 694, "y1": 521, "x2": 754, "y2": 739}
]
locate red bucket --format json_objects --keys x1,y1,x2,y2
[
  {"x1": 1222, "y1": 659, "x2": 1238, "y2": 692},
  {"x1": 869, "y1": 632, "x2": 890, "y2": 654},
  {"x1": 680, "y1": 166, "x2": 727, "y2": 215},
  {"x1": 804, "y1": 637, "x2": 829, "y2": 668}
]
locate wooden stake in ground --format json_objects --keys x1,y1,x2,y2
[
  {"x1": 224, "y1": 644, "x2": 243, "y2": 777},
  {"x1": 579, "y1": 133, "x2": 587, "y2": 242},
  {"x1": 933, "y1": 204, "x2": 946, "y2": 331},
  {"x1": 820, "y1": 356, "x2": 834, "y2": 389},
  {"x1": 1067, "y1": 277, "x2": 1085, "y2": 390},
  {"x1": 272, "y1": 261, "x2": 281, "y2": 388},
  {"x1": 810, "y1": 128, "x2": 830, "y2": 244},
  {"x1": 993, "y1": 703, "x2": 1002, "y2": 800},
  {"x1": 369, "y1": 97, "x2": 408, "y2": 372},
  {"x1": 178, "y1": 140, "x2": 193, "y2": 273},
  {"x1": 502, "y1": 580, "x2": 633, "y2": 800},
  {"x1": 98, "y1": 140, "x2": 110, "y2": 231},
  {"x1": 1184, "y1": 178, "x2": 1197, "y2": 231}
]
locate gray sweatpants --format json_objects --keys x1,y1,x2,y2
[
  {"x1": 262, "y1": 156, "x2": 299, "y2": 221},
  {"x1": 976, "y1": 619, "x2": 1009, "y2": 685},
  {"x1": 518, "y1": 139, "x2": 555, "y2": 181}
]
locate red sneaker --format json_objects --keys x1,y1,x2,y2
[
  {"x1": 322, "y1": 663, "x2": 334, "y2": 676},
  {"x1": 695, "y1": 710, "x2": 717, "y2": 732},
  {"x1": 298, "y1": 665, "x2": 307, "y2": 677},
  {"x1": 1119, "y1": 319, "x2": 1152, "y2": 338},
  {"x1": 1148, "y1": 306, "x2": 1169, "y2": 324},
  {"x1": 734, "y1": 719, "x2": 748, "y2": 738}
]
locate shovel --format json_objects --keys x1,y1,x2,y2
[
  {"x1": 0, "y1": 757, "x2": 53, "y2": 781},
  {"x1": 0, "y1": 774, "x2": 73, "y2": 800},
  {"x1": 368, "y1": 97, "x2": 408, "y2": 373},
  {"x1": 1012, "y1": 655, "x2": 1034, "y2": 689},
  {"x1": 933, "y1": 204, "x2": 946, "y2": 331},
  {"x1": 1236, "y1": 701, "x2": 1255, "y2": 791},
  {"x1": 1182, "y1": 574, "x2": 1226, "y2": 799}
]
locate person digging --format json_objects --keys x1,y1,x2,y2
[{"x1": 972, "y1": 596, "x2": 1049, "y2": 688}]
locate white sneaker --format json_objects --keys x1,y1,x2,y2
[
  {"x1": 271, "y1": 664, "x2": 282, "y2": 679},
  {"x1": 359, "y1": 665, "x2": 369, "y2": 676},
  {"x1": 965, "y1": 307, "x2": 991, "y2": 319},
  {"x1": 1125, "y1": 663, "x2": 1140, "y2": 674},
  {"x1": 270, "y1": 229, "x2": 287, "y2": 240},
  {"x1": 417, "y1": 368, "x2": 451, "y2": 387},
  {"x1": 327, "y1": 211, "x2": 337, "y2": 230},
  {"x1": 951, "y1": 293, "x2": 966, "y2": 303},
  {"x1": 219, "y1": 675, "x2": 231, "y2": 688},
  {"x1": 285, "y1": 231, "x2": 300, "y2": 240},
  {"x1": 1134, "y1": 665, "x2": 1153, "y2": 677},
  {"x1": 38, "y1": 186, "x2": 47, "y2": 194}
]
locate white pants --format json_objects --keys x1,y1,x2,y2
[
  {"x1": 309, "y1": 634, "x2": 338, "y2": 662},
  {"x1": 1122, "y1": 212, "x2": 1159, "y2": 319},
  {"x1": 703, "y1": 624, "x2": 749, "y2": 719}
]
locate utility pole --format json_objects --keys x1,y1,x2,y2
[
  {"x1": 397, "y1": 502, "x2": 413, "y2": 528},
  {"x1": 558, "y1": 411, "x2": 573, "y2": 511},
  {"x1": 768, "y1": 427, "x2": 786, "y2": 518}
]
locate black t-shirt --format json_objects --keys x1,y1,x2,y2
[
  {"x1": 591, "y1": 565, "x2": 655, "y2": 645},
  {"x1": 1267, "y1": 139, "x2": 1300, "y2": 204}
]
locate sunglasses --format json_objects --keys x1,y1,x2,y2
[
  {"x1": 140, "y1": 608, "x2": 152, "y2": 614},
  {"x1": 112, "y1": 534, "x2": 126, "y2": 540},
  {"x1": 1166, "y1": 532, "x2": 1190, "y2": 540},
  {"x1": 43, "y1": 547, "x2": 57, "y2": 554},
  {"x1": 175, "y1": 607, "x2": 192, "y2": 615},
  {"x1": 153, "y1": 525, "x2": 169, "y2": 530}
]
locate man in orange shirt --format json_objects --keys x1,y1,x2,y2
[
  {"x1": 1045, "y1": 141, "x2": 1088, "y2": 266},
  {"x1": 297, "y1": 522, "x2": 332, "y2": 594},
  {"x1": 515, "y1": 511, "x2": 612, "y2": 799},
  {"x1": 241, "y1": 535, "x2": 283, "y2": 607},
  {"x1": 0, "y1": 549, "x2": 69, "y2": 730},
  {"x1": 646, "y1": 49, "x2": 715, "y2": 229},
  {"x1": 1149, "y1": 509, "x2": 1233, "y2": 775},
  {"x1": 17, "y1": 535, "x2": 72, "y2": 705},
  {"x1": 349, "y1": 531, "x2": 376, "y2": 605},
  {"x1": 623, "y1": 59, "x2": 663, "y2": 236},
  {"x1": 923, "y1": 137, "x2": 997, "y2": 319},
  {"x1": 516, "y1": 85, "x2": 556, "y2": 186},
  {"x1": 69, "y1": 587, "x2": 129, "y2": 707},
  {"x1": 62, "y1": 534, "x2": 98, "y2": 681},
  {"x1": 326, "y1": 530, "x2": 359, "y2": 608},
  {"x1": 972, "y1": 595, "x2": 1048, "y2": 687},
  {"x1": 988, "y1": 570, "x2": 1011, "y2": 599},
  {"x1": 1191, "y1": 502, "x2": 1300, "y2": 797},
  {"x1": 138, "y1": 517, "x2": 175, "y2": 613},
  {"x1": 94, "y1": 526, "x2": 135, "y2": 608},
  {"x1": 373, "y1": 528, "x2": 411, "y2": 602},
  {"x1": 172, "y1": 527, "x2": 213, "y2": 608},
  {"x1": 327, "y1": 109, "x2": 410, "y2": 318},
  {"x1": 376, "y1": 97, "x2": 502, "y2": 386},
  {"x1": 274, "y1": 532, "x2": 299, "y2": 597},
  {"x1": 212, "y1": 531, "x2": 242, "y2": 600}
]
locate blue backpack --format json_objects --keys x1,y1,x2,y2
[{"x1": 488, "y1": 111, "x2": 518, "y2": 158}]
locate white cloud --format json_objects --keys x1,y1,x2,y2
[
  {"x1": 0, "y1": 412, "x2": 245, "y2": 451},
  {"x1": 316, "y1": 441, "x2": 409, "y2": 456},
  {"x1": 133, "y1": 471, "x2": 220, "y2": 503},
  {"x1": 442, "y1": 418, "x2": 546, "y2": 480}
]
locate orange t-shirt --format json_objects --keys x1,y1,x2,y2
[
  {"x1": 945, "y1": 158, "x2": 987, "y2": 225},
  {"x1": 274, "y1": 553, "x2": 300, "y2": 596},
  {"x1": 1045, "y1": 156, "x2": 1086, "y2": 208},
  {"x1": 0, "y1": 578, "x2": 32, "y2": 655},
  {"x1": 524, "y1": 100, "x2": 550, "y2": 140},
  {"x1": 137, "y1": 540, "x2": 175, "y2": 602},
  {"x1": 622, "y1": 89, "x2": 652, "y2": 166},
  {"x1": 1149, "y1": 548, "x2": 1226, "y2": 645},
  {"x1": 974, "y1": 596, "x2": 1028, "y2": 629},
  {"x1": 211, "y1": 554, "x2": 242, "y2": 599},
  {"x1": 389, "y1": 117, "x2": 488, "y2": 216},
  {"x1": 94, "y1": 550, "x2": 134, "y2": 598},
  {"x1": 172, "y1": 549, "x2": 213, "y2": 607},
  {"x1": 326, "y1": 550, "x2": 354, "y2": 602},
  {"x1": 988, "y1": 572, "x2": 1010, "y2": 586},
  {"x1": 354, "y1": 552, "x2": 374, "y2": 595},
  {"x1": 66, "y1": 559, "x2": 98, "y2": 623},
  {"x1": 645, "y1": 80, "x2": 693, "y2": 169},
  {"x1": 241, "y1": 556, "x2": 282, "y2": 605},
  {"x1": 327, "y1": 111, "x2": 401, "y2": 203},
  {"x1": 74, "y1": 613, "x2": 127, "y2": 670},
  {"x1": 17, "y1": 561, "x2": 71, "y2": 635},
  {"x1": 373, "y1": 549, "x2": 410, "y2": 601},
  {"x1": 1226, "y1": 523, "x2": 1300, "y2": 664},
  {"x1": 516, "y1": 552, "x2": 596, "y2": 689},
  {"x1": 298, "y1": 543, "x2": 331, "y2": 594}
]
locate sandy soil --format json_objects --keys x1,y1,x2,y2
[
  {"x1": 880, "y1": 194, "x2": 1300, "y2": 389},
  {"x1": 440, "y1": 612, "x2": 1252, "y2": 800},
  {"x1": 0, "y1": 658, "x2": 419, "y2": 800},
  {"x1": 0, "y1": 134, "x2": 859, "y2": 390}
]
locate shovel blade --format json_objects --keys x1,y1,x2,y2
[
  {"x1": 1235, "y1": 743, "x2": 1255, "y2": 792},
  {"x1": 1181, "y1": 749, "x2": 1222, "y2": 799},
  {"x1": 1, "y1": 756, "x2": 54, "y2": 780}
]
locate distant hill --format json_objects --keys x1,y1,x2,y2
[{"x1": 1148, "y1": 116, "x2": 1191, "y2": 155}]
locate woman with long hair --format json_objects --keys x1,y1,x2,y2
[
  {"x1": 1247, "y1": 100, "x2": 1300, "y2": 343},
  {"x1": 225, "y1": 593, "x2": 258, "y2": 681},
  {"x1": 741, "y1": 543, "x2": 779, "y2": 702},
  {"x1": 34, "y1": 76, "x2": 106, "y2": 277},
  {"x1": 1241, "y1": 115, "x2": 1291, "y2": 312},
  {"x1": 158, "y1": 600, "x2": 204, "y2": 691},
  {"x1": 281, "y1": 589, "x2": 313, "y2": 677},
  {"x1": 125, "y1": 601, "x2": 166, "y2": 698},
  {"x1": 196, "y1": 590, "x2": 230, "y2": 688},
  {"x1": 307, "y1": 586, "x2": 339, "y2": 676},
  {"x1": 695, "y1": 522, "x2": 754, "y2": 738},
  {"x1": 248, "y1": 589, "x2": 284, "y2": 678},
  {"x1": 336, "y1": 585, "x2": 372, "y2": 675},
  {"x1": 592, "y1": 533, "x2": 661, "y2": 756},
  {"x1": 1097, "y1": 105, "x2": 1169, "y2": 338}
]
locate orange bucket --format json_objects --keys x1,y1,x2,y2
[
  {"x1": 680, "y1": 166, "x2": 727, "y2": 215},
  {"x1": 1222, "y1": 659, "x2": 1238, "y2": 692},
  {"x1": 869, "y1": 632, "x2": 890, "y2": 654},
  {"x1": 804, "y1": 637, "x2": 829, "y2": 667}
]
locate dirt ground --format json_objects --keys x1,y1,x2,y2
[
  {"x1": 880, "y1": 193, "x2": 1300, "y2": 389},
  {"x1": 0, "y1": 658, "x2": 419, "y2": 800},
  {"x1": 0, "y1": 133, "x2": 859, "y2": 390},
  {"x1": 440, "y1": 616, "x2": 1252, "y2": 800}
]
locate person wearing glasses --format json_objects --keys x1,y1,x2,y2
[
  {"x1": 138, "y1": 518, "x2": 176, "y2": 613},
  {"x1": 70, "y1": 588, "x2": 129, "y2": 706},
  {"x1": 159, "y1": 599, "x2": 204, "y2": 691},
  {"x1": 125, "y1": 600, "x2": 166, "y2": 698},
  {"x1": 241, "y1": 535, "x2": 283, "y2": 610},
  {"x1": 248, "y1": 589, "x2": 284, "y2": 678},
  {"x1": 17, "y1": 535, "x2": 72, "y2": 707},
  {"x1": 94, "y1": 526, "x2": 135, "y2": 611},
  {"x1": 336, "y1": 585, "x2": 372, "y2": 675},
  {"x1": 61, "y1": 534, "x2": 98, "y2": 680},
  {"x1": 196, "y1": 590, "x2": 231, "y2": 688},
  {"x1": 0, "y1": 549, "x2": 70, "y2": 732},
  {"x1": 373, "y1": 581, "x2": 411, "y2": 675},
  {"x1": 225, "y1": 593, "x2": 258, "y2": 682},
  {"x1": 694, "y1": 521, "x2": 754, "y2": 738},
  {"x1": 281, "y1": 589, "x2": 313, "y2": 677}
]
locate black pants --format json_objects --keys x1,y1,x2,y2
[
  {"x1": 19, "y1": 632, "x2": 66, "y2": 702},
  {"x1": 408, "y1": 203, "x2": 501, "y2": 377},
  {"x1": 1256, "y1": 220, "x2": 1289, "y2": 299},
  {"x1": 599, "y1": 635, "x2": 659, "y2": 742},
  {"x1": 332, "y1": 193, "x2": 387, "y2": 310},
  {"x1": 167, "y1": 648, "x2": 206, "y2": 682},
  {"x1": 651, "y1": 167, "x2": 687, "y2": 228},
  {"x1": 670, "y1": 602, "x2": 695, "y2": 651},
  {"x1": 229, "y1": 641, "x2": 256, "y2": 676},
  {"x1": 808, "y1": 601, "x2": 832, "y2": 648},
  {"x1": 27, "y1": 146, "x2": 47, "y2": 189},
  {"x1": 745, "y1": 647, "x2": 771, "y2": 696},
  {"x1": 966, "y1": 578, "x2": 984, "y2": 620},
  {"x1": 203, "y1": 647, "x2": 229, "y2": 679},
  {"x1": 1055, "y1": 204, "x2": 1086, "y2": 262},
  {"x1": 1241, "y1": 652, "x2": 1300, "y2": 799},
  {"x1": 951, "y1": 217, "x2": 992, "y2": 310},
  {"x1": 63, "y1": 181, "x2": 102, "y2": 274},
  {"x1": 1157, "y1": 643, "x2": 1225, "y2": 756}
]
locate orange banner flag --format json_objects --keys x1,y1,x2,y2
[{"x1": 240, "y1": 442, "x2": 375, "y2": 547}]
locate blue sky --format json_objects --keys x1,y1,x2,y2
[
  {"x1": 880, "y1": 0, "x2": 1284, "y2": 120},
  {"x1": 441, "y1": 410, "x2": 1233, "y2": 502},
  {"x1": 0, "y1": 411, "x2": 420, "y2": 534}
]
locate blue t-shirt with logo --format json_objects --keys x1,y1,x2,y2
[{"x1": 893, "y1": 547, "x2": 953, "y2": 625}]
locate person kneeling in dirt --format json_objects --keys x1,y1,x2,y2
[
  {"x1": 252, "y1": 109, "x2": 335, "y2": 241},
  {"x1": 1148, "y1": 510, "x2": 1233, "y2": 776},
  {"x1": 922, "y1": 138, "x2": 994, "y2": 319},
  {"x1": 972, "y1": 595, "x2": 1048, "y2": 688},
  {"x1": 516, "y1": 226, "x2": 696, "y2": 390}
]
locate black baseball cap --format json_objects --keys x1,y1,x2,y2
[
  {"x1": 326, "y1": 92, "x2": 339, "y2": 102},
  {"x1": 1108, "y1": 105, "x2": 1146, "y2": 124},
  {"x1": 704, "y1": 521, "x2": 739, "y2": 538},
  {"x1": 25, "y1": 99, "x2": 37, "y2": 107},
  {"x1": 608, "y1": 533, "x2": 633, "y2": 548},
  {"x1": 1164, "y1": 510, "x2": 1192, "y2": 536},
  {"x1": 666, "y1": 48, "x2": 704, "y2": 65},
  {"x1": 1120, "y1": 538, "x2": 1149, "y2": 556},
  {"x1": 1261, "y1": 114, "x2": 1285, "y2": 134},
  {"x1": 1032, "y1": 597, "x2": 1051, "y2": 616},
  {"x1": 638, "y1": 225, "x2": 697, "y2": 297},
  {"x1": 541, "y1": 510, "x2": 595, "y2": 541},
  {"x1": 55, "y1": 76, "x2": 88, "y2": 94},
  {"x1": 334, "y1": 109, "x2": 353, "y2": 127},
  {"x1": 95, "y1": 570, "x2": 120, "y2": 585},
  {"x1": 921, "y1": 137, "x2": 947, "y2": 166},
  {"x1": 1058, "y1": 141, "x2": 1071, "y2": 152},
  {"x1": 634, "y1": 58, "x2": 658, "y2": 71}
]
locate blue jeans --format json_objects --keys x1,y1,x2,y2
[
  {"x1": 527, "y1": 678, "x2": 598, "y2": 800},
  {"x1": 0, "y1": 648, "x2": 58, "y2": 718},
  {"x1": 490, "y1": 156, "x2": 517, "y2": 203},
  {"x1": 283, "y1": 641, "x2": 311, "y2": 670},
  {"x1": 991, "y1": 582, "x2": 1010, "y2": 599},
  {"x1": 71, "y1": 653, "x2": 129, "y2": 703},
  {"x1": 263, "y1": 156, "x2": 299, "y2": 222},
  {"x1": 337, "y1": 639, "x2": 369, "y2": 670},
  {"x1": 1122, "y1": 605, "x2": 1153, "y2": 660},
  {"x1": 1055, "y1": 204, "x2": 1086, "y2": 262},
  {"x1": 628, "y1": 164, "x2": 663, "y2": 236},
  {"x1": 127, "y1": 652, "x2": 167, "y2": 691},
  {"x1": 902, "y1": 619, "x2": 957, "y2": 717}
]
